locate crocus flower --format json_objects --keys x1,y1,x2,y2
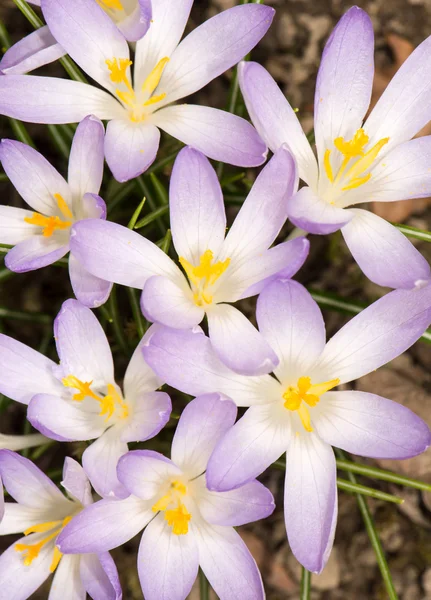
[
  {"x1": 0, "y1": 299, "x2": 171, "y2": 499},
  {"x1": 57, "y1": 394, "x2": 274, "y2": 600},
  {"x1": 0, "y1": 115, "x2": 112, "y2": 308},
  {"x1": 70, "y1": 146, "x2": 309, "y2": 375},
  {"x1": 0, "y1": 451, "x2": 121, "y2": 600},
  {"x1": 239, "y1": 6, "x2": 431, "y2": 290},
  {"x1": 141, "y1": 282, "x2": 431, "y2": 573},
  {"x1": 0, "y1": 0, "x2": 152, "y2": 76},
  {"x1": 0, "y1": 0, "x2": 274, "y2": 182}
]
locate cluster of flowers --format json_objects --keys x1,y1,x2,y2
[{"x1": 0, "y1": 1, "x2": 431, "y2": 598}]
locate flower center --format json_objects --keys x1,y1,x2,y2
[
  {"x1": 283, "y1": 376, "x2": 340, "y2": 432},
  {"x1": 323, "y1": 128, "x2": 389, "y2": 201},
  {"x1": 179, "y1": 250, "x2": 231, "y2": 307},
  {"x1": 62, "y1": 375, "x2": 129, "y2": 421},
  {"x1": 106, "y1": 57, "x2": 169, "y2": 123},
  {"x1": 15, "y1": 516, "x2": 72, "y2": 572},
  {"x1": 24, "y1": 193, "x2": 73, "y2": 237},
  {"x1": 152, "y1": 480, "x2": 191, "y2": 535}
]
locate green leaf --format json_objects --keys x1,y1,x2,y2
[
  {"x1": 128, "y1": 197, "x2": 146, "y2": 230},
  {"x1": 134, "y1": 206, "x2": 169, "y2": 230},
  {"x1": 336, "y1": 458, "x2": 431, "y2": 492},
  {"x1": 394, "y1": 223, "x2": 431, "y2": 243}
]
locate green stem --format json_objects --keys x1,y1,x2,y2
[
  {"x1": 108, "y1": 286, "x2": 129, "y2": 355},
  {"x1": 10, "y1": 119, "x2": 34, "y2": 147},
  {"x1": 127, "y1": 288, "x2": 146, "y2": 340},
  {"x1": 0, "y1": 307, "x2": 51, "y2": 324},
  {"x1": 300, "y1": 567, "x2": 311, "y2": 600},
  {"x1": 199, "y1": 568, "x2": 210, "y2": 600},
  {"x1": 394, "y1": 223, "x2": 431, "y2": 243},
  {"x1": 135, "y1": 177, "x2": 166, "y2": 235},
  {"x1": 47, "y1": 124, "x2": 70, "y2": 159},
  {"x1": 335, "y1": 459, "x2": 431, "y2": 492}
]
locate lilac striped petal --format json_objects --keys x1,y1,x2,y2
[
  {"x1": 80, "y1": 553, "x2": 122, "y2": 600},
  {"x1": 341, "y1": 209, "x2": 431, "y2": 289},
  {"x1": 207, "y1": 303, "x2": 279, "y2": 375},
  {"x1": 0, "y1": 206, "x2": 38, "y2": 245},
  {"x1": 285, "y1": 434, "x2": 337, "y2": 573},
  {"x1": 138, "y1": 513, "x2": 199, "y2": 600},
  {"x1": 315, "y1": 391, "x2": 431, "y2": 459},
  {"x1": 123, "y1": 324, "x2": 164, "y2": 399},
  {"x1": 206, "y1": 402, "x2": 290, "y2": 491},
  {"x1": 171, "y1": 394, "x2": 237, "y2": 478},
  {"x1": 0, "y1": 26, "x2": 64, "y2": 75},
  {"x1": 69, "y1": 253, "x2": 113, "y2": 308},
  {"x1": 105, "y1": 119, "x2": 161, "y2": 182},
  {"x1": 49, "y1": 554, "x2": 86, "y2": 600},
  {"x1": 118, "y1": 0, "x2": 152, "y2": 42},
  {"x1": 5, "y1": 235, "x2": 69, "y2": 272},
  {"x1": 119, "y1": 391, "x2": 171, "y2": 444},
  {"x1": 152, "y1": 104, "x2": 267, "y2": 167},
  {"x1": 68, "y1": 115, "x2": 105, "y2": 199},
  {"x1": 287, "y1": 187, "x2": 353, "y2": 235},
  {"x1": 117, "y1": 450, "x2": 181, "y2": 500},
  {"x1": 61, "y1": 457, "x2": 92, "y2": 507}
]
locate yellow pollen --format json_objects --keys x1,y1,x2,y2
[
  {"x1": 62, "y1": 376, "x2": 129, "y2": 421},
  {"x1": 15, "y1": 516, "x2": 72, "y2": 572},
  {"x1": 152, "y1": 480, "x2": 191, "y2": 535},
  {"x1": 142, "y1": 57, "x2": 170, "y2": 96},
  {"x1": 323, "y1": 149, "x2": 334, "y2": 183},
  {"x1": 334, "y1": 128, "x2": 369, "y2": 158},
  {"x1": 24, "y1": 193, "x2": 72, "y2": 237},
  {"x1": 283, "y1": 376, "x2": 340, "y2": 432},
  {"x1": 96, "y1": 0, "x2": 124, "y2": 10},
  {"x1": 106, "y1": 58, "x2": 133, "y2": 89},
  {"x1": 179, "y1": 250, "x2": 230, "y2": 307},
  {"x1": 165, "y1": 505, "x2": 191, "y2": 535}
]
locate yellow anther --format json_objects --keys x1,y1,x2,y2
[
  {"x1": 54, "y1": 193, "x2": 73, "y2": 220},
  {"x1": 345, "y1": 137, "x2": 389, "y2": 182},
  {"x1": 152, "y1": 480, "x2": 190, "y2": 535},
  {"x1": 15, "y1": 516, "x2": 72, "y2": 572},
  {"x1": 179, "y1": 250, "x2": 230, "y2": 307},
  {"x1": 334, "y1": 128, "x2": 369, "y2": 158},
  {"x1": 283, "y1": 376, "x2": 340, "y2": 432},
  {"x1": 106, "y1": 58, "x2": 133, "y2": 86},
  {"x1": 165, "y1": 505, "x2": 191, "y2": 535},
  {"x1": 142, "y1": 57, "x2": 170, "y2": 96},
  {"x1": 96, "y1": 0, "x2": 124, "y2": 11},
  {"x1": 143, "y1": 93, "x2": 167, "y2": 108},
  {"x1": 23, "y1": 192, "x2": 73, "y2": 237},
  {"x1": 62, "y1": 375, "x2": 99, "y2": 402},
  {"x1": 323, "y1": 149, "x2": 334, "y2": 183},
  {"x1": 62, "y1": 376, "x2": 128, "y2": 421}
]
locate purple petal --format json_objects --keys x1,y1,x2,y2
[
  {"x1": 287, "y1": 187, "x2": 353, "y2": 235},
  {"x1": 5, "y1": 236, "x2": 69, "y2": 272},
  {"x1": 69, "y1": 253, "x2": 113, "y2": 308},
  {"x1": 120, "y1": 391, "x2": 172, "y2": 444},
  {"x1": 118, "y1": 0, "x2": 152, "y2": 42},
  {"x1": 61, "y1": 457, "x2": 92, "y2": 506},
  {"x1": 68, "y1": 115, "x2": 105, "y2": 198},
  {"x1": 0, "y1": 26, "x2": 64, "y2": 75},
  {"x1": 117, "y1": 450, "x2": 181, "y2": 500},
  {"x1": 123, "y1": 324, "x2": 164, "y2": 400},
  {"x1": 49, "y1": 554, "x2": 86, "y2": 600},
  {"x1": 171, "y1": 394, "x2": 237, "y2": 477},
  {"x1": 80, "y1": 552, "x2": 122, "y2": 600},
  {"x1": 81, "y1": 192, "x2": 107, "y2": 220}
]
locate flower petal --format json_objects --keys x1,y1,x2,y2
[
  {"x1": 105, "y1": 119, "x2": 161, "y2": 182},
  {"x1": 0, "y1": 26, "x2": 64, "y2": 76},
  {"x1": 239, "y1": 60, "x2": 318, "y2": 187},
  {"x1": 206, "y1": 402, "x2": 290, "y2": 491},
  {"x1": 68, "y1": 115, "x2": 105, "y2": 200},
  {"x1": 170, "y1": 146, "x2": 226, "y2": 264},
  {"x1": 207, "y1": 303, "x2": 279, "y2": 375},
  {"x1": 123, "y1": 324, "x2": 164, "y2": 400},
  {"x1": 0, "y1": 206, "x2": 38, "y2": 245},
  {"x1": 171, "y1": 394, "x2": 237, "y2": 478},
  {"x1": 80, "y1": 553, "x2": 122, "y2": 600},
  {"x1": 287, "y1": 187, "x2": 353, "y2": 235},
  {"x1": 138, "y1": 513, "x2": 199, "y2": 600},
  {"x1": 61, "y1": 457, "x2": 93, "y2": 506},
  {"x1": 158, "y1": 4, "x2": 275, "y2": 105},
  {"x1": 49, "y1": 554, "x2": 86, "y2": 600},
  {"x1": 5, "y1": 236, "x2": 69, "y2": 272},
  {"x1": 117, "y1": 450, "x2": 182, "y2": 500},
  {"x1": 118, "y1": 0, "x2": 152, "y2": 42},
  {"x1": 314, "y1": 390, "x2": 431, "y2": 459},
  {"x1": 0, "y1": 335, "x2": 59, "y2": 404},
  {"x1": 341, "y1": 209, "x2": 431, "y2": 289},
  {"x1": 69, "y1": 253, "x2": 113, "y2": 308},
  {"x1": 0, "y1": 503, "x2": 54, "y2": 535},
  {"x1": 120, "y1": 391, "x2": 172, "y2": 444},
  {"x1": 284, "y1": 434, "x2": 337, "y2": 573},
  {"x1": 256, "y1": 279, "x2": 326, "y2": 383},
  {"x1": 194, "y1": 522, "x2": 264, "y2": 600},
  {"x1": 152, "y1": 104, "x2": 267, "y2": 167}
]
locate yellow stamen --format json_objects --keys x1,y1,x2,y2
[
  {"x1": 24, "y1": 193, "x2": 72, "y2": 237},
  {"x1": 142, "y1": 57, "x2": 170, "y2": 96},
  {"x1": 15, "y1": 516, "x2": 72, "y2": 572},
  {"x1": 96, "y1": 0, "x2": 124, "y2": 10},
  {"x1": 334, "y1": 128, "x2": 369, "y2": 158},
  {"x1": 62, "y1": 376, "x2": 128, "y2": 421},
  {"x1": 344, "y1": 137, "x2": 390, "y2": 182},
  {"x1": 179, "y1": 250, "x2": 230, "y2": 307},
  {"x1": 54, "y1": 193, "x2": 73, "y2": 219},
  {"x1": 106, "y1": 58, "x2": 133, "y2": 89},
  {"x1": 152, "y1": 480, "x2": 191, "y2": 535},
  {"x1": 165, "y1": 505, "x2": 191, "y2": 535},
  {"x1": 143, "y1": 93, "x2": 167, "y2": 107},
  {"x1": 283, "y1": 376, "x2": 340, "y2": 432},
  {"x1": 297, "y1": 403, "x2": 313, "y2": 432},
  {"x1": 323, "y1": 149, "x2": 334, "y2": 183}
]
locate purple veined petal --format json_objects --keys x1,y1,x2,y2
[
  {"x1": 0, "y1": 139, "x2": 71, "y2": 215},
  {"x1": 117, "y1": 450, "x2": 182, "y2": 500},
  {"x1": 142, "y1": 326, "x2": 281, "y2": 407},
  {"x1": 134, "y1": 0, "x2": 193, "y2": 89},
  {"x1": 206, "y1": 402, "x2": 290, "y2": 492},
  {"x1": 220, "y1": 147, "x2": 297, "y2": 263},
  {"x1": 48, "y1": 554, "x2": 86, "y2": 600},
  {"x1": 0, "y1": 503, "x2": 70, "y2": 536},
  {"x1": 68, "y1": 115, "x2": 105, "y2": 200},
  {"x1": 104, "y1": 119, "x2": 161, "y2": 182},
  {"x1": 287, "y1": 186, "x2": 353, "y2": 235},
  {"x1": 0, "y1": 450, "x2": 69, "y2": 507},
  {"x1": 152, "y1": 104, "x2": 267, "y2": 167},
  {"x1": 239, "y1": 237, "x2": 310, "y2": 299},
  {"x1": 341, "y1": 208, "x2": 431, "y2": 289},
  {"x1": 312, "y1": 284, "x2": 431, "y2": 385},
  {"x1": 207, "y1": 303, "x2": 279, "y2": 376},
  {"x1": 61, "y1": 457, "x2": 93, "y2": 507},
  {"x1": 57, "y1": 495, "x2": 152, "y2": 554},
  {"x1": 194, "y1": 522, "x2": 264, "y2": 600},
  {"x1": 0, "y1": 206, "x2": 39, "y2": 245},
  {"x1": 314, "y1": 7, "x2": 374, "y2": 167},
  {"x1": 198, "y1": 479, "x2": 274, "y2": 527},
  {"x1": 285, "y1": 433, "x2": 337, "y2": 574},
  {"x1": 5, "y1": 236, "x2": 69, "y2": 273},
  {"x1": 170, "y1": 146, "x2": 226, "y2": 264},
  {"x1": 27, "y1": 393, "x2": 107, "y2": 443},
  {"x1": 118, "y1": 0, "x2": 152, "y2": 42},
  {"x1": 120, "y1": 391, "x2": 172, "y2": 444},
  {"x1": 365, "y1": 34, "x2": 431, "y2": 155},
  {"x1": 138, "y1": 513, "x2": 199, "y2": 600},
  {"x1": 41, "y1": 0, "x2": 130, "y2": 95},
  {"x1": 314, "y1": 390, "x2": 431, "y2": 459},
  {"x1": 82, "y1": 427, "x2": 129, "y2": 500},
  {"x1": 70, "y1": 219, "x2": 181, "y2": 289},
  {"x1": 0, "y1": 26, "x2": 65, "y2": 76},
  {"x1": 256, "y1": 279, "x2": 326, "y2": 383},
  {"x1": 171, "y1": 394, "x2": 237, "y2": 478},
  {"x1": 141, "y1": 275, "x2": 204, "y2": 329},
  {"x1": 54, "y1": 298, "x2": 114, "y2": 383},
  {"x1": 239, "y1": 60, "x2": 318, "y2": 187},
  {"x1": 0, "y1": 335, "x2": 60, "y2": 405},
  {"x1": 158, "y1": 4, "x2": 275, "y2": 105},
  {"x1": 69, "y1": 253, "x2": 113, "y2": 309},
  {"x1": 80, "y1": 552, "x2": 122, "y2": 600},
  {"x1": 0, "y1": 75, "x2": 123, "y2": 123},
  {"x1": 123, "y1": 324, "x2": 165, "y2": 400}
]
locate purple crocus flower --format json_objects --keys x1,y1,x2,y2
[
  {"x1": 0, "y1": 299, "x2": 171, "y2": 499},
  {"x1": 0, "y1": 0, "x2": 152, "y2": 75},
  {"x1": 141, "y1": 282, "x2": 431, "y2": 573},
  {"x1": 0, "y1": 451, "x2": 121, "y2": 600},
  {"x1": 69, "y1": 146, "x2": 309, "y2": 375},
  {"x1": 0, "y1": 0, "x2": 274, "y2": 182},
  {"x1": 0, "y1": 115, "x2": 112, "y2": 308},
  {"x1": 239, "y1": 6, "x2": 431, "y2": 290},
  {"x1": 57, "y1": 394, "x2": 274, "y2": 600}
]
